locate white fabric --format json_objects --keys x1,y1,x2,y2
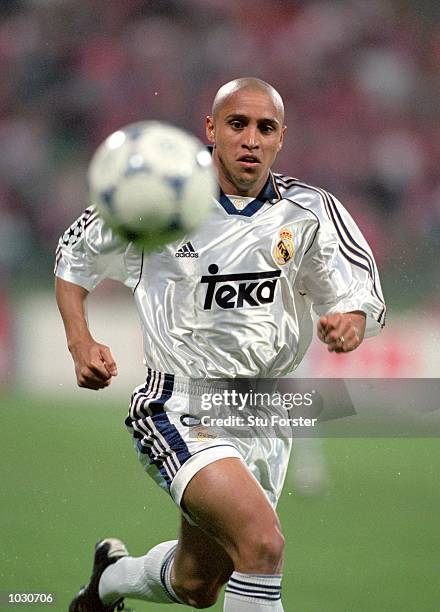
[
  {"x1": 224, "y1": 592, "x2": 284, "y2": 610},
  {"x1": 98, "y1": 540, "x2": 180, "y2": 605},
  {"x1": 224, "y1": 572, "x2": 284, "y2": 610},
  {"x1": 55, "y1": 175, "x2": 385, "y2": 379},
  {"x1": 128, "y1": 374, "x2": 292, "y2": 513}
]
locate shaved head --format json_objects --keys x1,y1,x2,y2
[
  {"x1": 212, "y1": 77, "x2": 285, "y2": 123},
  {"x1": 206, "y1": 77, "x2": 286, "y2": 197}
]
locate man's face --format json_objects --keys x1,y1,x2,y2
[{"x1": 206, "y1": 88, "x2": 286, "y2": 197}]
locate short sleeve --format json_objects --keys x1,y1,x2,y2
[{"x1": 54, "y1": 207, "x2": 142, "y2": 291}]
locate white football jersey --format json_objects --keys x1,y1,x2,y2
[{"x1": 55, "y1": 172, "x2": 386, "y2": 378}]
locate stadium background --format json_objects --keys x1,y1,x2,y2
[{"x1": 0, "y1": 1, "x2": 439, "y2": 610}]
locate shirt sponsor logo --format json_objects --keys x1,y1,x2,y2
[
  {"x1": 175, "y1": 241, "x2": 199, "y2": 258},
  {"x1": 201, "y1": 264, "x2": 281, "y2": 310},
  {"x1": 273, "y1": 227, "x2": 294, "y2": 265}
]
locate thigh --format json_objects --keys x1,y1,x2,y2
[{"x1": 181, "y1": 457, "x2": 283, "y2": 561}]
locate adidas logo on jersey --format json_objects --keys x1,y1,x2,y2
[
  {"x1": 201, "y1": 264, "x2": 281, "y2": 310},
  {"x1": 175, "y1": 242, "x2": 199, "y2": 258}
]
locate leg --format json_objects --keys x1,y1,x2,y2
[
  {"x1": 173, "y1": 457, "x2": 285, "y2": 610},
  {"x1": 98, "y1": 513, "x2": 233, "y2": 609},
  {"x1": 97, "y1": 457, "x2": 284, "y2": 609},
  {"x1": 181, "y1": 457, "x2": 285, "y2": 574},
  {"x1": 171, "y1": 515, "x2": 234, "y2": 608}
]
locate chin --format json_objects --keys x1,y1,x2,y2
[
  {"x1": 235, "y1": 175, "x2": 257, "y2": 188},
  {"x1": 237, "y1": 167, "x2": 260, "y2": 180}
]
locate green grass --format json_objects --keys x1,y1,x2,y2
[{"x1": 1, "y1": 393, "x2": 439, "y2": 611}]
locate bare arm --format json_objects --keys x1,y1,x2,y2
[
  {"x1": 317, "y1": 310, "x2": 366, "y2": 353},
  {"x1": 55, "y1": 277, "x2": 118, "y2": 390}
]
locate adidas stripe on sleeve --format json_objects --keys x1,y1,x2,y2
[{"x1": 275, "y1": 175, "x2": 386, "y2": 337}]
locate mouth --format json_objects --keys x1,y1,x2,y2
[{"x1": 237, "y1": 155, "x2": 260, "y2": 167}]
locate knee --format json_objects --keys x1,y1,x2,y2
[
  {"x1": 236, "y1": 525, "x2": 285, "y2": 573},
  {"x1": 173, "y1": 576, "x2": 224, "y2": 609}
]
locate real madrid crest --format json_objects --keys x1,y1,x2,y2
[
  {"x1": 194, "y1": 426, "x2": 218, "y2": 441},
  {"x1": 273, "y1": 227, "x2": 294, "y2": 265}
]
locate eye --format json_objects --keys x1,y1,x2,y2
[
  {"x1": 229, "y1": 120, "x2": 244, "y2": 130},
  {"x1": 260, "y1": 124, "x2": 275, "y2": 134}
]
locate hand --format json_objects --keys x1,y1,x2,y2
[
  {"x1": 69, "y1": 339, "x2": 118, "y2": 390},
  {"x1": 317, "y1": 311, "x2": 366, "y2": 353}
]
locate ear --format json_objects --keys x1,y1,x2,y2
[
  {"x1": 277, "y1": 126, "x2": 286, "y2": 152},
  {"x1": 205, "y1": 116, "x2": 215, "y2": 144}
]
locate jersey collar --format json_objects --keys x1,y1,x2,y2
[
  {"x1": 206, "y1": 145, "x2": 281, "y2": 217},
  {"x1": 218, "y1": 172, "x2": 281, "y2": 217}
]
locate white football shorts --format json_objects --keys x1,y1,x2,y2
[{"x1": 125, "y1": 369, "x2": 292, "y2": 513}]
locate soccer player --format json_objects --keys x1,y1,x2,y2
[{"x1": 55, "y1": 78, "x2": 385, "y2": 611}]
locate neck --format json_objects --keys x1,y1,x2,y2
[{"x1": 218, "y1": 174, "x2": 269, "y2": 199}]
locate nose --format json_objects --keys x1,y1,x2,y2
[{"x1": 242, "y1": 125, "x2": 259, "y2": 150}]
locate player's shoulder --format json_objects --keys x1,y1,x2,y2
[
  {"x1": 272, "y1": 172, "x2": 337, "y2": 221},
  {"x1": 57, "y1": 205, "x2": 98, "y2": 246},
  {"x1": 57, "y1": 204, "x2": 127, "y2": 252}
]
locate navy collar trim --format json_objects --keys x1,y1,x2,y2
[
  {"x1": 218, "y1": 172, "x2": 281, "y2": 217},
  {"x1": 206, "y1": 145, "x2": 281, "y2": 216}
]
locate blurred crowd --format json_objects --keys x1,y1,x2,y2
[{"x1": 0, "y1": 0, "x2": 439, "y2": 306}]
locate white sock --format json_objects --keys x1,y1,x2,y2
[
  {"x1": 224, "y1": 572, "x2": 284, "y2": 610},
  {"x1": 98, "y1": 540, "x2": 183, "y2": 605}
]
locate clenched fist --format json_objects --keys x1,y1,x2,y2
[
  {"x1": 69, "y1": 339, "x2": 118, "y2": 390},
  {"x1": 317, "y1": 311, "x2": 366, "y2": 353}
]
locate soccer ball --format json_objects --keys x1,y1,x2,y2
[{"x1": 88, "y1": 121, "x2": 218, "y2": 248}]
